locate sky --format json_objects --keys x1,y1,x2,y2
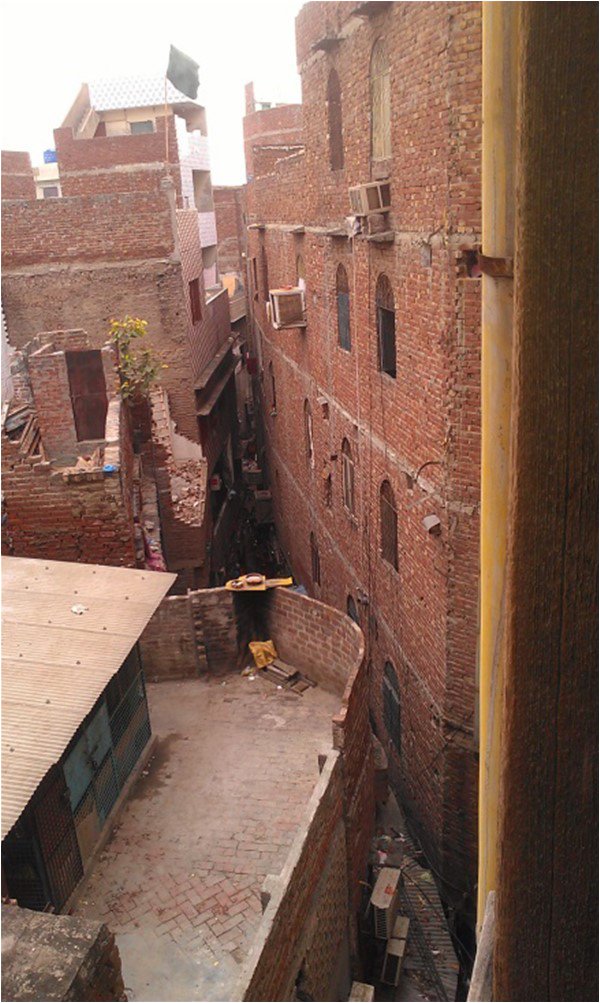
[{"x1": 0, "y1": 0, "x2": 304, "y2": 185}]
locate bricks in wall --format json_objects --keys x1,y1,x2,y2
[{"x1": 245, "y1": 0, "x2": 482, "y2": 917}]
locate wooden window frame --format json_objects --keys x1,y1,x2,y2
[{"x1": 370, "y1": 39, "x2": 392, "y2": 161}]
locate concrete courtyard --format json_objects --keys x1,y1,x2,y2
[{"x1": 72, "y1": 672, "x2": 339, "y2": 1001}]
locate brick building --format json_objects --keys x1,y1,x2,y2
[
  {"x1": 214, "y1": 184, "x2": 248, "y2": 334},
  {"x1": 244, "y1": 0, "x2": 482, "y2": 926},
  {"x1": 1, "y1": 78, "x2": 241, "y2": 587}
]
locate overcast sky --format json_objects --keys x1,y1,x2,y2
[{"x1": 1, "y1": 0, "x2": 304, "y2": 185}]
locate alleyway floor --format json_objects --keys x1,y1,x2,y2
[{"x1": 73, "y1": 673, "x2": 340, "y2": 1001}]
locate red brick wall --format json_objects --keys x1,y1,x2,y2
[
  {"x1": 266, "y1": 587, "x2": 374, "y2": 929},
  {"x1": 1, "y1": 190, "x2": 174, "y2": 267},
  {"x1": 2, "y1": 404, "x2": 136, "y2": 567},
  {"x1": 0, "y1": 181, "x2": 214, "y2": 444},
  {"x1": 54, "y1": 116, "x2": 182, "y2": 204},
  {"x1": 243, "y1": 99, "x2": 304, "y2": 179},
  {"x1": 239, "y1": 753, "x2": 350, "y2": 1002},
  {"x1": 1, "y1": 151, "x2": 36, "y2": 200},
  {"x1": 138, "y1": 594, "x2": 201, "y2": 681},
  {"x1": 245, "y1": 0, "x2": 482, "y2": 916},
  {"x1": 213, "y1": 186, "x2": 246, "y2": 277}
]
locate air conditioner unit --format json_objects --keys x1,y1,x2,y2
[
  {"x1": 370, "y1": 867, "x2": 400, "y2": 940},
  {"x1": 348, "y1": 982, "x2": 375, "y2": 1002},
  {"x1": 349, "y1": 180, "x2": 391, "y2": 216},
  {"x1": 268, "y1": 287, "x2": 307, "y2": 329},
  {"x1": 380, "y1": 915, "x2": 410, "y2": 987}
]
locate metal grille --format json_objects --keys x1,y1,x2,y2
[
  {"x1": 1, "y1": 821, "x2": 50, "y2": 911},
  {"x1": 72, "y1": 672, "x2": 150, "y2": 867},
  {"x1": 33, "y1": 768, "x2": 83, "y2": 910}
]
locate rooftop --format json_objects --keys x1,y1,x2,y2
[
  {"x1": 72, "y1": 673, "x2": 340, "y2": 1001},
  {"x1": 1, "y1": 557, "x2": 174, "y2": 839}
]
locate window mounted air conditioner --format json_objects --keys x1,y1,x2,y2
[
  {"x1": 380, "y1": 916, "x2": 410, "y2": 987},
  {"x1": 348, "y1": 983, "x2": 375, "y2": 1002},
  {"x1": 370, "y1": 866, "x2": 400, "y2": 940},
  {"x1": 349, "y1": 181, "x2": 391, "y2": 216},
  {"x1": 268, "y1": 287, "x2": 307, "y2": 329}
]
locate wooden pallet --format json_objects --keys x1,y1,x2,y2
[{"x1": 259, "y1": 658, "x2": 316, "y2": 695}]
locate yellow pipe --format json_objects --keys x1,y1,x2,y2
[{"x1": 478, "y1": 2, "x2": 518, "y2": 928}]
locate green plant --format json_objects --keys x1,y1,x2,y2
[{"x1": 109, "y1": 316, "x2": 166, "y2": 402}]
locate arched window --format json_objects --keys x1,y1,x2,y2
[
  {"x1": 380, "y1": 479, "x2": 398, "y2": 569},
  {"x1": 370, "y1": 39, "x2": 391, "y2": 160},
  {"x1": 341, "y1": 438, "x2": 355, "y2": 514},
  {"x1": 376, "y1": 274, "x2": 396, "y2": 378},
  {"x1": 269, "y1": 361, "x2": 276, "y2": 410},
  {"x1": 310, "y1": 532, "x2": 321, "y2": 585},
  {"x1": 347, "y1": 595, "x2": 359, "y2": 624},
  {"x1": 304, "y1": 399, "x2": 314, "y2": 466},
  {"x1": 336, "y1": 264, "x2": 351, "y2": 351},
  {"x1": 296, "y1": 254, "x2": 306, "y2": 291},
  {"x1": 382, "y1": 660, "x2": 401, "y2": 753},
  {"x1": 327, "y1": 69, "x2": 344, "y2": 171}
]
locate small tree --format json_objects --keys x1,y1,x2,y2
[{"x1": 109, "y1": 316, "x2": 166, "y2": 403}]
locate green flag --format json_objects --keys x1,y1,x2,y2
[{"x1": 167, "y1": 45, "x2": 200, "y2": 100}]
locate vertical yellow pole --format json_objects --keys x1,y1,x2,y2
[{"x1": 477, "y1": 2, "x2": 518, "y2": 928}]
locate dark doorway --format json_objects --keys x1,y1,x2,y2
[{"x1": 66, "y1": 350, "x2": 108, "y2": 441}]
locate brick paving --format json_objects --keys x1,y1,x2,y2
[{"x1": 73, "y1": 673, "x2": 339, "y2": 1001}]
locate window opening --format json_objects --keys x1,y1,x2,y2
[
  {"x1": 269, "y1": 361, "x2": 277, "y2": 411},
  {"x1": 380, "y1": 479, "x2": 398, "y2": 569},
  {"x1": 304, "y1": 399, "x2": 314, "y2": 466},
  {"x1": 260, "y1": 237, "x2": 269, "y2": 301},
  {"x1": 189, "y1": 278, "x2": 202, "y2": 324},
  {"x1": 376, "y1": 273, "x2": 396, "y2": 378},
  {"x1": 370, "y1": 39, "x2": 392, "y2": 160},
  {"x1": 310, "y1": 532, "x2": 321, "y2": 585},
  {"x1": 383, "y1": 660, "x2": 401, "y2": 753},
  {"x1": 65, "y1": 350, "x2": 108, "y2": 442},
  {"x1": 130, "y1": 120, "x2": 154, "y2": 135},
  {"x1": 347, "y1": 595, "x2": 359, "y2": 624},
  {"x1": 336, "y1": 264, "x2": 351, "y2": 351},
  {"x1": 341, "y1": 437, "x2": 355, "y2": 514},
  {"x1": 327, "y1": 69, "x2": 344, "y2": 171}
]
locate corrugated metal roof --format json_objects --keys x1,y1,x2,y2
[{"x1": 2, "y1": 557, "x2": 175, "y2": 840}]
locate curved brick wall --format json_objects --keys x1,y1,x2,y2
[{"x1": 266, "y1": 585, "x2": 363, "y2": 696}]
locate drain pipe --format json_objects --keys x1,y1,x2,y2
[{"x1": 477, "y1": 1, "x2": 518, "y2": 932}]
